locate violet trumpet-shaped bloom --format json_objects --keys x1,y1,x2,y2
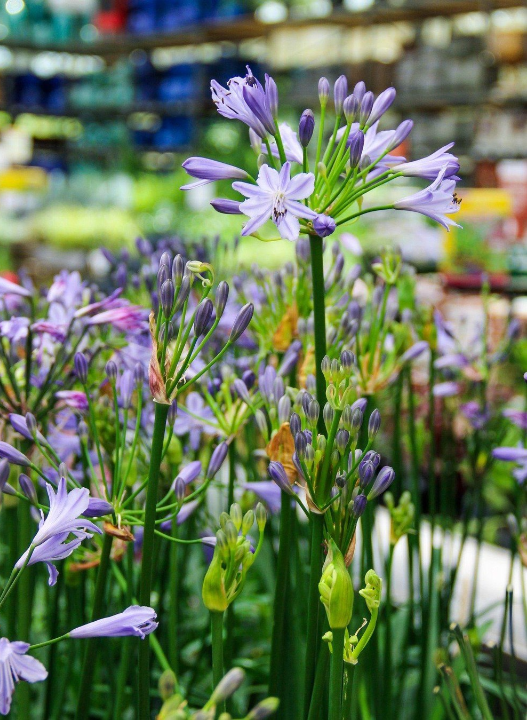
[
  {"x1": 211, "y1": 69, "x2": 268, "y2": 139},
  {"x1": 0, "y1": 638, "x2": 47, "y2": 715},
  {"x1": 393, "y1": 143, "x2": 459, "y2": 181},
  {"x1": 74, "y1": 288, "x2": 124, "y2": 318},
  {"x1": 233, "y1": 162, "x2": 317, "y2": 241},
  {"x1": 16, "y1": 476, "x2": 101, "y2": 559},
  {"x1": 88, "y1": 305, "x2": 147, "y2": 332},
  {"x1": 394, "y1": 166, "x2": 461, "y2": 230},
  {"x1": 23, "y1": 531, "x2": 90, "y2": 586},
  {"x1": 173, "y1": 392, "x2": 218, "y2": 449},
  {"x1": 264, "y1": 122, "x2": 303, "y2": 165},
  {"x1": 181, "y1": 157, "x2": 250, "y2": 190},
  {"x1": 242, "y1": 72, "x2": 277, "y2": 135},
  {"x1": 492, "y1": 446, "x2": 527, "y2": 462},
  {"x1": 69, "y1": 606, "x2": 158, "y2": 639}
]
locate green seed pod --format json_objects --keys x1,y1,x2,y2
[
  {"x1": 230, "y1": 503, "x2": 243, "y2": 532},
  {"x1": 319, "y1": 539, "x2": 354, "y2": 629}
]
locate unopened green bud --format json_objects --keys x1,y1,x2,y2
[
  {"x1": 321, "y1": 356, "x2": 331, "y2": 381},
  {"x1": 216, "y1": 530, "x2": 230, "y2": 561},
  {"x1": 219, "y1": 512, "x2": 230, "y2": 530},
  {"x1": 224, "y1": 521, "x2": 238, "y2": 548},
  {"x1": 242, "y1": 509, "x2": 254, "y2": 536},
  {"x1": 230, "y1": 503, "x2": 243, "y2": 532},
  {"x1": 202, "y1": 548, "x2": 228, "y2": 612},
  {"x1": 210, "y1": 668, "x2": 245, "y2": 705},
  {"x1": 256, "y1": 503, "x2": 267, "y2": 532},
  {"x1": 317, "y1": 435, "x2": 326, "y2": 453},
  {"x1": 193, "y1": 711, "x2": 215, "y2": 720},
  {"x1": 319, "y1": 539, "x2": 354, "y2": 629},
  {"x1": 158, "y1": 669, "x2": 178, "y2": 701},
  {"x1": 246, "y1": 697, "x2": 280, "y2": 719},
  {"x1": 218, "y1": 714, "x2": 233, "y2": 720},
  {"x1": 234, "y1": 541, "x2": 249, "y2": 565},
  {"x1": 359, "y1": 569, "x2": 382, "y2": 613},
  {"x1": 158, "y1": 694, "x2": 186, "y2": 720},
  {"x1": 322, "y1": 631, "x2": 333, "y2": 643}
]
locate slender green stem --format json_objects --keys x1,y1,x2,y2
[
  {"x1": 308, "y1": 235, "x2": 327, "y2": 434},
  {"x1": 329, "y1": 627, "x2": 345, "y2": 720},
  {"x1": 74, "y1": 533, "x2": 113, "y2": 720},
  {"x1": 308, "y1": 643, "x2": 330, "y2": 720},
  {"x1": 138, "y1": 402, "x2": 170, "y2": 719},
  {"x1": 211, "y1": 611, "x2": 225, "y2": 712},
  {"x1": 269, "y1": 490, "x2": 293, "y2": 698},
  {"x1": 16, "y1": 501, "x2": 32, "y2": 718},
  {"x1": 304, "y1": 513, "x2": 325, "y2": 717}
]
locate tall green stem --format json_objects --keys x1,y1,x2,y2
[
  {"x1": 211, "y1": 611, "x2": 225, "y2": 712},
  {"x1": 16, "y1": 500, "x2": 32, "y2": 719},
  {"x1": 329, "y1": 628, "x2": 345, "y2": 720},
  {"x1": 304, "y1": 234, "x2": 328, "y2": 716},
  {"x1": 269, "y1": 491, "x2": 293, "y2": 699},
  {"x1": 138, "y1": 402, "x2": 170, "y2": 719},
  {"x1": 75, "y1": 532, "x2": 113, "y2": 720}
]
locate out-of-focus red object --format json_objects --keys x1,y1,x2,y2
[
  {"x1": 94, "y1": 0, "x2": 127, "y2": 33},
  {"x1": 1, "y1": 271, "x2": 20, "y2": 284}
]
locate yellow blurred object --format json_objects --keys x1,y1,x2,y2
[{"x1": 0, "y1": 166, "x2": 47, "y2": 191}]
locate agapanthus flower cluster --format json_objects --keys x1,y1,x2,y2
[{"x1": 182, "y1": 68, "x2": 461, "y2": 242}]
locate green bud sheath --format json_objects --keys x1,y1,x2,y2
[
  {"x1": 202, "y1": 547, "x2": 229, "y2": 612},
  {"x1": 319, "y1": 538, "x2": 354, "y2": 629}
]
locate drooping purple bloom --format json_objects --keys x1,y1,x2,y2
[
  {"x1": 233, "y1": 162, "x2": 317, "y2": 241},
  {"x1": 0, "y1": 442, "x2": 30, "y2": 467},
  {"x1": 69, "y1": 606, "x2": 157, "y2": 639},
  {"x1": 433, "y1": 381, "x2": 460, "y2": 397},
  {"x1": 88, "y1": 305, "x2": 148, "y2": 332},
  {"x1": 55, "y1": 391, "x2": 88, "y2": 412},
  {"x1": 393, "y1": 143, "x2": 459, "y2": 181},
  {"x1": 9, "y1": 414, "x2": 46, "y2": 444},
  {"x1": 0, "y1": 317, "x2": 29, "y2": 344},
  {"x1": 394, "y1": 166, "x2": 461, "y2": 231},
  {"x1": 171, "y1": 460, "x2": 202, "y2": 491},
  {"x1": 243, "y1": 481, "x2": 282, "y2": 514},
  {"x1": 74, "y1": 288, "x2": 124, "y2": 319},
  {"x1": 400, "y1": 341, "x2": 429, "y2": 364},
  {"x1": 181, "y1": 157, "x2": 250, "y2": 190},
  {"x1": 22, "y1": 532, "x2": 90, "y2": 586},
  {"x1": 0, "y1": 639, "x2": 47, "y2": 715},
  {"x1": 242, "y1": 71, "x2": 277, "y2": 135},
  {"x1": 492, "y1": 446, "x2": 527, "y2": 462},
  {"x1": 0, "y1": 276, "x2": 31, "y2": 298}
]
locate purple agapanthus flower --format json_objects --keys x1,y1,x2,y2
[
  {"x1": 243, "y1": 481, "x2": 282, "y2": 514},
  {"x1": 461, "y1": 401, "x2": 489, "y2": 430},
  {"x1": 394, "y1": 166, "x2": 461, "y2": 230},
  {"x1": 55, "y1": 391, "x2": 88, "y2": 412},
  {"x1": 0, "y1": 317, "x2": 29, "y2": 344},
  {"x1": 88, "y1": 305, "x2": 148, "y2": 332},
  {"x1": 16, "y1": 476, "x2": 101, "y2": 568},
  {"x1": 173, "y1": 392, "x2": 219, "y2": 450},
  {"x1": 233, "y1": 162, "x2": 317, "y2": 241},
  {"x1": 492, "y1": 446, "x2": 527, "y2": 462},
  {"x1": 393, "y1": 143, "x2": 459, "y2": 181},
  {"x1": 23, "y1": 531, "x2": 90, "y2": 586},
  {"x1": 0, "y1": 639, "x2": 47, "y2": 715},
  {"x1": 74, "y1": 288, "x2": 124, "y2": 318},
  {"x1": 503, "y1": 409, "x2": 527, "y2": 430},
  {"x1": 211, "y1": 67, "x2": 268, "y2": 139},
  {"x1": 263, "y1": 123, "x2": 303, "y2": 165},
  {"x1": 433, "y1": 381, "x2": 460, "y2": 397},
  {"x1": 170, "y1": 460, "x2": 202, "y2": 490},
  {"x1": 69, "y1": 606, "x2": 157, "y2": 639}
]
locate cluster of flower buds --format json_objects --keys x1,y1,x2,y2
[
  {"x1": 254, "y1": 362, "x2": 301, "y2": 447},
  {"x1": 202, "y1": 502, "x2": 267, "y2": 612},
  {"x1": 318, "y1": 539, "x2": 354, "y2": 630},
  {"x1": 149, "y1": 255, "x2": 254, "y2": 405},
  {"x1": 322, "y1": 569, "x2": 382, "y2": 665},
  {"x1": 385, "y1": 491, "x2": 415, "y2": 546},
  {"x1": 203, "y1": 365, "x2": 258, "y2": 438}
]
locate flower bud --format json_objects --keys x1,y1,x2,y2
[
  {"x1": 133, "y1": 363, "x2": 145, "y2": 387},
  {"x1": 19, "y1": 474, "x2": 37, "y2": 504},
  {"x1": 307, "y1": 399, "x2": 320, "y2": 428},
  {"x1": 172, "y1": 254, "x2": 184, "y2": 285},
  {"x1": 268, "y1": 461, "x2": 293, "y2": 495},
  {"x1": 25, "y1": 413, "x2": 37, "y2": 438},
  {"x1": 348, "y1": 130, "x2": 365, "y2": 169},
  {"x1": 299, "y1": 109, "x2": 315, "y2": 148},
  {"x1": 105, "y1": 360, "x2": 117, "y2": 382},
  {"x1": 313, "y1": 214, "x2": 336, "y2": 238},
  {"x1": 256, "y1": 502, "x2": 267, "y2": 532},
  {"x1": 389, "y1": 119, "x2": 413, "y2": 151},
  {"x1": 207, "y1": 442, "x2": 229, "y2": 479},
  {"x1": 359, "y1": 91, "x2": 374, "y2": 126},
  {"x1": 359, "y1": 569, "x2": 382, "y2": 612},
  {"x1": 0, "y1": 442, "x2": 30, "y2": 467},
  {"x1": 353, "y1": 81, "x2": 366, "y2": 102},
  {"x1": 58, "y1": 462, "x2": 67, "y2": 479},
  {"x1": 159, "y1": 251, "x2": 171, "y2": 271},
  {"x1": 334, "y1": 75, "x2": 348, "y2": 115},
  {"x1": 367, "y1": 87, "x2": 396, "y2": 126},
  {"x1": 323, "y1": 403, "x2": 334, "y2": 432},
  {"x1": 294, "y1": 432, "x2": 307, "y2": 460},
  {"x1": 368, "y1": 409, "x2": 381, "y2": 439},
  {"x1": 247, "y1": 697, "x2": 281, "y2": 719},
  {"x1": 210, "y1": 668, "x2": 246, "y2": 705},
  {"x1": 335, "y1": 473, "x2": 347, "y2": 489},
  {"x1": 319, "y1": 539, "x2": 354, "y2": 629},
  {"x1": 78, "y1": 420, "x2": 89, "y2": 439},
  {"x1": 174, "y1": 477, "x2": 186, "y2": 503},
  {"x1": 174, "y1": 273, "x2": 191, "y2": 313},
  {"x1": 194, "y1": 298, "x2": 214, "y2": 337},
  {"x1": 368, "y1": 466, "x2": 395, "y2": 500},
  {"x1": 278, "y1": 395, "x2": 291, "y2": 424},
  {"x1": 318, "y1": 77, "x2": 330, "y2": 106},
  {"x1": 233, "y1": 378, "x2": 251, "y2": 405},
  {"x1": 352, "y1": 493, "x2": 367, "y2": 518},
  {"x1": 358, "y1": 460, "x2": 375, "y2": 488},
  {"x1": 343, "y1": 94, "x2": 359, "y2": 123},
  {"x1": 289, "y1": 412, "x2": 302, "y2": 437},
  {"x1": 160, "y1": 280, "x2": 175, "y2": 318},
  {"x1": 229, "y1": 303, "x2": 254, "y2": 342},
  {"x1": 230, "y1": 503, "x2": 243, "y2": 532},
  {"x1": 74, "y1": 352, "x2": 88, "y2": 384},
  {"x1": 83, "y1": 498, "x2": 114, "y2": 518},
  {"x1": 242, "y1": 509, "x2": 254, "y2": 536},
  {"x1": 224, "y1": 520, "x2": 238, "y2": 549},
  {"x1": 168, "y1": 400, "x2": 177, "y2": 427},
  {"x1": 202, "y1": 546, "x2": 229, "y2": 612},
  {"x1": 255, "y1": 410, "x2": 269, "y2": 441},
  {"x1": 335, "y1": 429, "x2": 350, "y2": 453},
  {"x1": 215, "y1": 281, "x2": 230, "y2": 317},
  {"x1": 157, "y1": 264, "x2": 169, "y2": 296}
]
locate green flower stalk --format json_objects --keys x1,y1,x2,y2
[{"x1": 385, "y1": 491, "x2": 415, "y2": 546}]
